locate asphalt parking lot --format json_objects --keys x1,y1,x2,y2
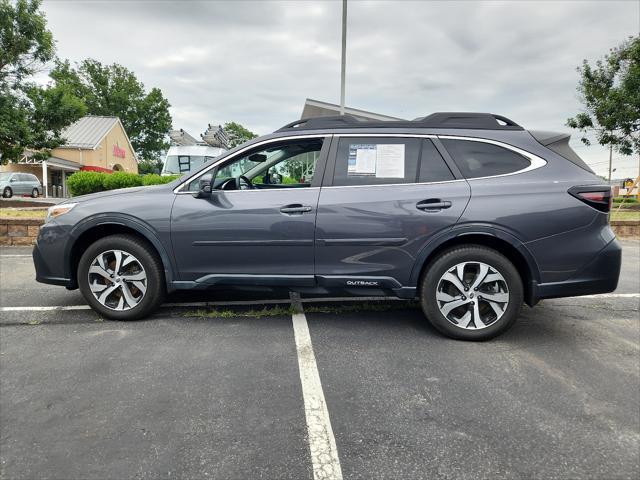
[{"x1": 1, "y1": 241, "x2": 639, "y2": 480}]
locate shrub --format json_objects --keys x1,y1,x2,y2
[
  {"x1": 141, "y1": 174, "x2": 180, "y2": 186},
  {"x1": 67, "y1": 171, "x2": 107, "y2": 196},
  {"x1": 613, "y1": 196, "x2": 638, "y2": 205},
  {"x1": 102, "y1": 172, "x2": 143, "y2": 190},
  {"x1": 67, "y1": 171, "x2": 181, "y2": 197}
]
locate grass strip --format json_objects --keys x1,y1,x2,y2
[{"x1": 183, "y1": 300, "x2": 420, "y2": 319}]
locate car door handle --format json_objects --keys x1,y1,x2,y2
[
  {"x1": 280, "y1": 204, "x2": 313, "y2": 214},
  {"x1": 416, "y1": 199, "x2": 452, "y2": 211}
]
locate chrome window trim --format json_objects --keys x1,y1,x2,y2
[
  {"x1": 173, "y1": 134, "x2": 328, "y2": 194},
  {"x1": 437, "y1": 135, "x2": 547, "y2": 179},
  {"x1": 322, "y1": 179, "x2": 465, "y2": 190},
  {"x1": 175, "y1": 132, "x2": 547, "y2": 193},
  {"x1": 329, "y1": 133, "x2": 546, "y2": 187},
  {"x1": 207, "y1": 187, "x2": 321, "y2": 195}
]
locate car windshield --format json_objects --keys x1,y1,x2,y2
[
  {"x1": 162, "y1": 155, "x2": 215, "y2": 175},
  {"x1": 0, "y1": 173, "x2": 11, "y2": 181}
]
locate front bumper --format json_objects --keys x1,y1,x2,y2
[
  {"x1": 532, "y1": 238, "x2": 622, "y2": 302},
  {"x1": 32, "y1": 221, "x2": 76, "y2": 289},
  {"x1": 33, "y1": 242, "x2": 73, "y2": 287}
]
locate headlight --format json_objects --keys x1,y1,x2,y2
[{"x1": 45, "y1": 203, "x2": 78, "y2": 223}]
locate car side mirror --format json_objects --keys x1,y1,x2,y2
[
  {"x1": 193, "y1": 179, "x2": 212, "y2": 199},
  {"x1": 267, "y1": 173, "x2": 282, "y2": 185},
  {"x1": 10, "y1": 178, "x2": 16, "y2": 183}
]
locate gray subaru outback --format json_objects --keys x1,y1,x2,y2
[{"x1": 33, "y1": 113, "x2": 621, "y2": 340}]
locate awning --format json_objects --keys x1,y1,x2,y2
[{"x1": 45, "y1": 156, "x2": 81, "y2": 171}]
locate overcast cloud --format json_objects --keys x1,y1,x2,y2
[{"x1": 42, "y1": 0, "x2": 639, "y2": 177}]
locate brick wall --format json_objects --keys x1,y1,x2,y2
[
  {"x1": 0, "y1": 218, "x2": 44, "y2": 246},
  {"x1": 612, "y1": 220, "x2": 640, "y2": 238},
  {"x1": 1, "y1": 218, "x2": 638, "y2": 247}
]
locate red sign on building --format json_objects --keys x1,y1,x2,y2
[{"x1": 113, "y1": 144, "x2": 126, "y2": 158}]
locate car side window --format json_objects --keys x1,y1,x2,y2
[
  {"x1": 332, "y1": 137, "x2": 420, "y2": 186},
  {"x1": 441, "y1": 139, "x2": 530, "y2": 178},
  {"x1": 184, "y1": 138, "x2": 324, "y2": 192},
  {"x1": 418, "y1": 139, "x2": 455, "y2": 182}
]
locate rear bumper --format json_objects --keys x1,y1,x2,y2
[{"x1": 532, "y1": 238, "x2": 621, "y2": 302}]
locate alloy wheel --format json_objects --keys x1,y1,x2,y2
[
  {"x1": 436, "y1": 261, "x2": 509, "y2": 330},
  {"x1": 87, "y1": 250, "x2": 147, "y2": 311}
]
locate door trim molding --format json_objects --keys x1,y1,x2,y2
[{"x1": 193, "y1": 239, "x2": 313, "y2": 247}]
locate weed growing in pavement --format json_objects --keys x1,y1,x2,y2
[{"x1": 183, "y1": 301, "x2": 420, "y2": 319}]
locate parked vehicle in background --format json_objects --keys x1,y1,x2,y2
[
  {"x1": 33, "y1": 112, "x2": 621, "y2": 340},
  {"x1": 0, "y1": 172, "x2": 42, "y2": 198},
  {"x1": 160, "y1": 145, "x2": 227, "y2": 176}
]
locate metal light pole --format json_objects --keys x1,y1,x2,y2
[{"x1": 340, "y1": 0, "x2": 347, "y2": 115}]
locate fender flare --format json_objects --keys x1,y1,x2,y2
[
  {"x1": 65, "y1": 213, "x2": 177, "y2": 291},
  {"x1": 408, "y1": 223, "x2": 541, "y2": 287}
]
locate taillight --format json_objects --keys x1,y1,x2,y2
[{"x1": 568, "y1": 185, "x2": 612, "y2": 213}]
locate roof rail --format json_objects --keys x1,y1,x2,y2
[
  {"x1": 275, "y1": 112, "x2": 523, "y2": 132},
  {"x1": 276, "y1": 115, "x2": 368, "y2": 132}
]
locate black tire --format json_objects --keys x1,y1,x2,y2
[
  {"x1": 31, "y1": 188, "x2": 39, "y2": 198},
  {"x1": 77, "y1": 234, "x2": 165, "y2": 320},
  {"x1": 2, "y1": 187, "x2": 12, "y2": 198},
  {"x1": 420, "y1": 245, "x2": 523, "y2": 341}
]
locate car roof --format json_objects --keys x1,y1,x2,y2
[{"x1": 275, "y1": 112, "x2": 524, "y2": 133}]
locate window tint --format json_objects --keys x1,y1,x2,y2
[
  {"x1": 332, "y1": 137, "x2": 420, "y2": 186},
  {"x1": 441, "y1": 139, "x2": 530, "y2": 178},
  {"x1": 418, "y1": 139, "x2": 454, "y2": 182}
]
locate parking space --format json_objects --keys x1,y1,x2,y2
[
  {"x1": 1, "y1": 312, "x2": 312, "y2": 479},
  {"x1": 1, "y1": 241, "x2": 639, "y2": 479}
]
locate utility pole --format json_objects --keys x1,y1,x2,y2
[
  {"x1": 608, "y1": 144, "x2": 613, "y2": 183},
  {"x1": 340, "y1": 0, "x2": 347, "y2": 115}
]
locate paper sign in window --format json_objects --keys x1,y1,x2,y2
[
  {"x1": 348, "y1": 144, "x2": 377, "y2": 175},
  {"x1": 375, "y1": 144, "x2": 405, "y2": 178}
]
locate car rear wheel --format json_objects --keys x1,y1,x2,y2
[
  {"x1": 420, "y1": 245, "x2": 523, "y2": 341},
  {"x1": 2, "y1": 187, "x2": 12, "y2": 198},
  {"x1": 31, "y1": 188, "x2": 39, "y2": 198},
  {"x1": 78, "y1": 234, "x2": 165, "y2": 320}
]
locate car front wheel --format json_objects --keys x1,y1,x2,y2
[
  {"x1": 2, "y1": 187, "x2": 12, "y2": 198},
  {"x1": 420, "y1": 245, "x2": 523, "y2": 341},
  {"x1": 31, "y1": 188, "x2": 39, "y2": 198},
  {"x1": 78, "y1": 234, "x2": 165, "y2": 320}
]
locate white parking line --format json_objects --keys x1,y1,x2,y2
[
  {"x1": 576, "y1": 293, "x2": 640, "y2": 299},
  {"x1": 0, "y1": 292, "x2": 637, "y2": 313},
  {"x1": 290, "y1": 292, "x2": 343, "y2": 480},
  {"x1": 0, "y1": 296, "x2": 403, "y2": 312},
  {"x1": 0, "y1": 254, "x2": 31, "y2": 257}
]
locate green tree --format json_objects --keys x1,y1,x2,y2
[
  {"x1": 0, "y1": 0, "x2": 85, "y2": 163},
  {"x1": 567, "y1": 36, "x2": 640, "y2": 158},
  {"x1": 224, "y1": 121, "x2": 258, "y2": 148},
  {"x1": 138, "y1": 158, "x2": 163, "y2": 175},
  {"x1": 50, "y1": 59, "x2": 172, "y2": 161},
  {"x1": 0, "y1": 0, "x2": 53, "y2": 85}
]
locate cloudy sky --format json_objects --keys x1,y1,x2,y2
[{"x1": 41, "y1": 0, "x2": 639, "y2": 177}]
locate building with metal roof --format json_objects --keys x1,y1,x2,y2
[
  {"x1": 0, "y1": 116, "x2": 138, "y2": 198},
  {"x1": 301, "y1": 98, "x2": 404, "y2": 122}
]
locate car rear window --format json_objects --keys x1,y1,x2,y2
[{"x1": 441, "y1": 139, "x2": 531, "y2": 178}]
